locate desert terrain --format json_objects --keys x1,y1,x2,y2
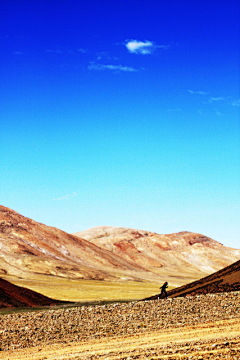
[
  {"x1": 0, "y1": 205, "x2": 240, "y2": 358},
  {"x1": 0, "y1": 291, "x2": 239, "y2": 359}
]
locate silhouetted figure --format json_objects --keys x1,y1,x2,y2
[{"x1": 158, "y1": 282, "x2": 168, "y2": 299}]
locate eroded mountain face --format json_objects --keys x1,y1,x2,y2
[
  {"x1": 0, "y1": 206, "x2": 148, "y2": 283},
  {"x1": 74, "y1": 226, "x2": 240, "y2": 285},
  {"x1": 0, "y1": 205, "x2": 240, "y2": 286}
]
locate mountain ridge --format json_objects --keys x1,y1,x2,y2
[
  {"x1": 74, "y1": 226, "x2": 240, "y2": 285},
  {"x1": 1, "y1": 205, "x2": 240, "y2": 287}
]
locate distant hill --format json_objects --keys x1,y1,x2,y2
[
  {"x1": 0, "y1": 205, "x2": 240, "y2": 288},
  {"x1": 74, "y1": 226, "x2": 240, "y2": 286},
  {"x1": 0, "y1": 277, "x2": 65, "y2": 308},
  {"x1": 145, "y1": 259, "x2": 240, "y2": 300}
]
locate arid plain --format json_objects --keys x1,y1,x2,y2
[{"x1": 0, "y1": 292, "x2": 240, "y2": 359}]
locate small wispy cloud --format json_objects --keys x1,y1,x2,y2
[
  {"x1": 214, "y1": 109, "x2": 223, "y2": 116},
  {"x1": 77, "y1": 48, "x2": 87, "y2": 54},
  {"x1": 188, "y1": 90, "x2": 209, "y2": 95},
  {"x1": 88, "y1": 62, "x2": 137, "y2": 72},
  {"x1": 209, "y1": 97, "x2": 225, "y2": 102},
  {"x1": 96, "y1": 52, "x2": 118, "y2": 61},
  {"x1": 52, "y1": 192, "x2": 77, "y2": 201},
  {"x1": 232, "y1": 99, "x2": 240, "y2": 107},
  {"x1": 125, "y1": 39, "x2": 169, "y2": 55}
]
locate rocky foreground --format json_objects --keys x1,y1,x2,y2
[{"x1": 0, "y1": 292, "x2": 240, "y2": 359}]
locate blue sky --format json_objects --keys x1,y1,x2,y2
[{"x1": 1, "y1": 0, "x2": 240, "y2": 248}]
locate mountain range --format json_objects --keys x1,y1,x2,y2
[
  {"x1": 1, "y1": 205, "x2": 240, "y2": 286},
  {"x1": 74, "y1": 226, "x2": 240, "y2": 285}
]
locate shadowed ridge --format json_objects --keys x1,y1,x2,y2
[
  {"x1": 144, "y1": 259, "x2": 240, "y2": 300},
  {"x1": 0, "y1": 277, "x2": 68, "y2": 308}
]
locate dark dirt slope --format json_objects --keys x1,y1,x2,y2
[
  {"x1": 145, "y1": 259, "x2": 240, "y2": 300},
  {"x1": 0, "y1": 278, "x2": 67, "y2": 308}
]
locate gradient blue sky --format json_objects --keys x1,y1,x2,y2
[{"x1": 1, "y1": 0, "x2": 240, "y2": 248}]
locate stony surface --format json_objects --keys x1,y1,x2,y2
[{"x1": 0, "y1": 291, "x2": 239, "y2": 358}]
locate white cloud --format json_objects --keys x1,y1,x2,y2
[
  {"x1": 88, "y1": 62, "x2": 137, "y2": 72},
  {"x1": 125, "y1": 40, "x2": 171, "y2": 54},
  {"x1": 125, "y1": 40, "x2": 155, "y2": 54},
  {"x1": 188, "y1": 90, "x2": 209, "y2": 95},
  {"x1": 52, "y1": 192, "x2": 77, "y2": 201}
]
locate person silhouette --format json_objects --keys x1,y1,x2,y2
[{"x1": 158, "y1": 282, "x2": 168, "y2": 299}]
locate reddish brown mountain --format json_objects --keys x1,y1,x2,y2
[
  {"x1": 74, "y1": 226, "x2": 240, "y2": 286},
  {"x1": 1, "y1": 205, "x2": 240, "y2": 287},
  {"x1": 0, "y1": 277, "x2": 65, "y2": 308},
  {"x1": 145, "y1": 259, "x2": 240, "y2": 300},
  {"x1": 0, "y1": 206, "x2": 160, "y2": 283}
]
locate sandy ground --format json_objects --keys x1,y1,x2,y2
[
  {"x1": 0, "y1": 292, "x2": 240, "y2": 359},
  {"x1": 0, "y1": 318, "x2": 239, "y2": 359}
]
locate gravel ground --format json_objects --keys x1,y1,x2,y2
[{"x1": 0, "y1": 291, "x2": 239, "y2": 356}]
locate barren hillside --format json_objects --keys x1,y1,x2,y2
[
  {"x1": 0, "y1": 206, "x2": 158, "y2": 283},
  {"x1": 154, "y1": 259, "x2": 240, "y2": 299},
  {"x1": 1, "y1": 205, "x2": 239, "y2": 288},
  {"x1": 0, "y1": 277, "x2": 65, "y2": 308},
  {"x1": 74, "y1": 226, "x2": 240, "y2": 285}
]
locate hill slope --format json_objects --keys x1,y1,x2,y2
[
  {"x1": 0, "y1": 277, "x2": 65, "y2": 308},
  {"x1": 74, "y1": 226, "x2": 240, "y2": 285},
  {"x1": 0, "y1": 206, "x2": 157, "y2": 283},
  {"x1": 145, "y1": 259, "x2": 240, "y2": 299}
]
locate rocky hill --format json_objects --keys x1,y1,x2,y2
[{"x1": 74, "y1": 226, "x2": 240, "y2": 285}]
